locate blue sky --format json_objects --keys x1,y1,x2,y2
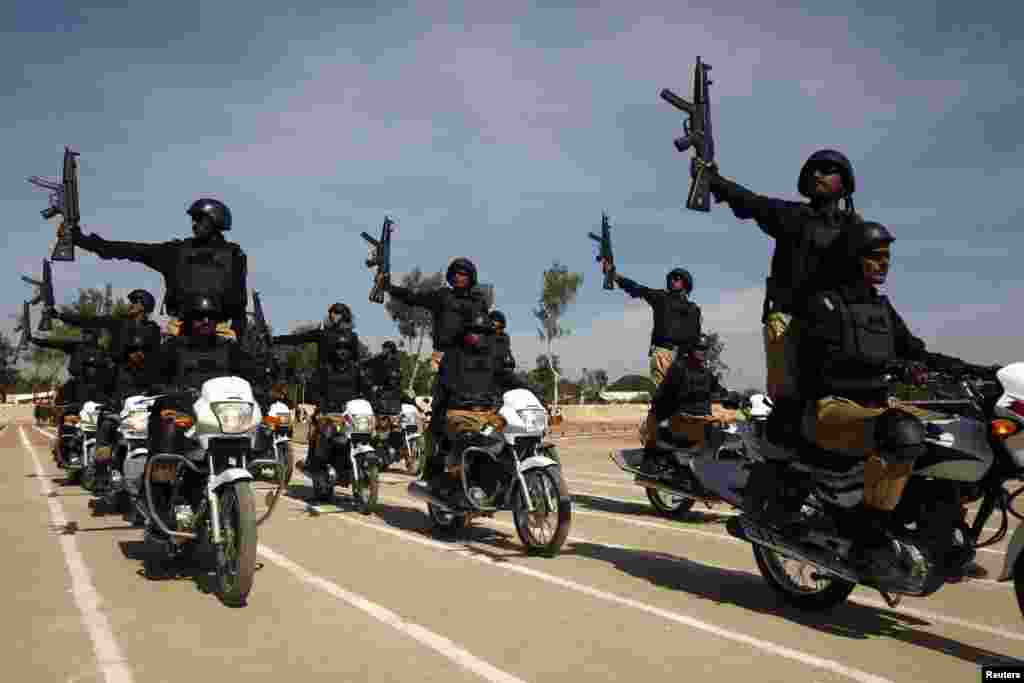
[{"x1": 2, "y1": 1, "x2": 1021, "y2": 390}]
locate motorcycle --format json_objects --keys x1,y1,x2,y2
[
  {"x1": 687, "y1": 365, "x2": 1024, "y2": 614},
  {"x1": 376, "y1": 402, "x2": 425, "y2": 475},
  {"x1": 129, "y1": 376, "x2": 284, "y2": 606},
  {"x1": 407, "y1": 388, "x2": 572, "y2": 556},
  {"x1": 77, "y1": 400, "x2": 106, "y2": 492},
  {"x1": 612, "y1": 406, "x2": 751, "y2": 518},
  {"x1": 250, "y1": 401, "x2": 294, "y2": 486},
  {"x1": 54, "y1": 403, "x2": 84, "y2": 478},
  {"x1": 103, "y1": 394, "x2": 162, "y2": 518},
  {"x1": 304, "y1": 398, "x2": 381, "y2": 514}
]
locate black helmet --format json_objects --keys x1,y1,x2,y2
[
  {"x1": 797, "y1": 149, "x2": 855, "y2": 199},
  {"x1": 127, "y1": 289, "x2": 156, "y2": 314},
  {"x1": 489, "y1": 310, "x2": 507, "y2": 327},
  {"x1": 382, "y1": 341, "x2": 398, "y2": 354},
  {"x1": 446, "y1": 257, "x2": 478, "y2": 288},
  {"x1": 187, "y1": 198, "x2": 232, "y2": 231},
  {"x1": 829, "y1": 221, "x2": 894, "y2": 282},
  {"x1": 666, "y1": 268, "x2": 693, "y2": 292},
  {"x1": 327, "y1": 302, "x2": 352, "y2": 323},
  {"x1": 186, "y1": 294, "x2": 223, "y2": 319}
]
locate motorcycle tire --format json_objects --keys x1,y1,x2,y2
[
  {"x1": 513, "y1": 467, "x2": 572, "y2": 558},
  {"x1": 353, "y1": 463, "x2": 379, "y2": 515},
  {"x1": 215, "y1": 481, "x2": 257, "y2": 608},
  {"x1": 645, "y1": 488, "x2": 696, "y2": 517},
  {"x1": 751, "y1": 544, "x2": 855, "y2": 611}
]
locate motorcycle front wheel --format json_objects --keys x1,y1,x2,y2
[
  {"x1": 513, "y1": 467, "x2": 572, "y2": 557},
  {"x1": 215, "y1": 482, "x2": 257, "y2": 607}
]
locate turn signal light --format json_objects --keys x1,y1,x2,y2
[
  {"x1": 263, "y1": 415, "x2": 280, "y2": 428},
  {"x1": 63, "y1": 415, "x2": 80, "y2": 425},
  {"x1": 990, "y1": 418, "x2": 1019, "y2": 439},
  {"x1": 174, "y1": 415, "x2": 194, "y2": 429}
]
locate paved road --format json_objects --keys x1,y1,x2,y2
[{"x1": 3, "y1": 410, "x2": 1022, "y2": 683}]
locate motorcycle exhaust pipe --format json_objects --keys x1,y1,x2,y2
[{"x1": 407, "y1": 481, "x2": 455, "y2": 512}]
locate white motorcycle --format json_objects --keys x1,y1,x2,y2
[
  {"x1": 690, "y1": 365, "x2": 1024, "y2": 614},
  {"x1": 95, "y1": 393, "x2": 162, "y2": 517},
  {"x1": 304, "y1": 398, "x2": 381, "y2": 514},
  {"x1": 249, "y1": 401, "x2": 294, "y2": 486},
  {"x1": 77, "y1": 401, "x2": 105, "y2": 492},
  {"x1": 408, "y1": 388, "x2": 572, "y2": 556},
  {"x1": 132, "y1": 376, "x2": 284, "y2": 606}
]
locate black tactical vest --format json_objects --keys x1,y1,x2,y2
[
  {"x1": 839, "y1": 298, "x2": 895, "y2": 366},
  {"x1": 444, "y1": 337, "x2": 500, "y2": 408},
  {"x1": 654, "y1": 296, "x2": 701, "y2": 349},
  {"x1": 168, "y1": 241, "x2": 245, "y2": 316},
  {"x1": 117, "y1": 320, "x2": 162, "y2": 362},
  {"x1": 434, "y1": 291, "x2": 488, "y2": 350},
  {"x1": 766, "y1": 213, "x2": 851, "y2": 317},
  {"x1": 175, "y1": 341, "x2": 233, "y2": 389}
]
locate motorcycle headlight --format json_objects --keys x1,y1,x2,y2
[
  {"x1": 350, "y1": 415, "x2": 375, "y2": 434},
  {"x1": 123, "y1": 411, "x2": 149, "y2": 435},
  {"x1": 516, "y1": 409, "x2": 548, "y2": 434},
  {"x1": 211, "y1": 402, "x2": 255, "y2": 434}
]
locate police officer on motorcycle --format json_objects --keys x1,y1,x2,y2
[
  {"x1": 364, "y1": 340, "x2": 404, "y2": 465},
  {"x1": 600, "y1": 261, "x2": 703, "y2": 470},
  {"x1": 798, "y1": 221, "x2": 996, "y2": 583},
  {"x1": 59, "y1": 198, "x2": 248, "y2": 340},
  {"x1": 375, "y1": 258, "x2": 490, "y2": 465},
  {"x1": 31, "y1": 328, "x2": 115, "y2": 467},
  {"x1": 271, "y1": 303, "x2": 366, "y2": 474},
  {"x1": 426, "y1": 312, "x2": 531, "y2": 499},
  {"x1": 700, "y1": 150, "x2": 863, "y2": 445}
]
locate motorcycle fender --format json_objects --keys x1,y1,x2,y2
[
  {"x1": 209, "y1": 467, "x2": 254, "y2": 492},
  {"x1": 518, "y1": 455, "x2": 560, "y2": 472},
  {"x1": 999, "y1": 523, "x2": 1024, "y2": 582}
]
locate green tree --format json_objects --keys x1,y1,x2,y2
[
  {"x1": 533, "y1": 261, "x2": 583, "y2": 407},
  {"x1": 384, "y1": 268, "x2": 445, "y2": 392}
]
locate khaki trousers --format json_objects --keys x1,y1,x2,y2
[{"x1": 763, "y1": 312, "x2": 800, "y2": 400}]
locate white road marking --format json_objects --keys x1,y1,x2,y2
[
  {"x1": 257, "y1": 545, "x2": 527, "y2": 683},
  {"x1": 18, "y1": 427, "x2": 134, "y2": 683},
  {"x1": 281, "y1": 494, "x2": 892, "y2": 683}
]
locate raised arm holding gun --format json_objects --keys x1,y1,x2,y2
[
  {"x1": 661, "y1": 56, "x2": 715, "y2": 212},
  {"x1": 21, "y1": 259, "x2": 56, "y2": 332},
  {"x1": 27, "y1": 146, "x2": 79, "y2": 262},
  {"x1": 589, "y1": 212, "x2": 616, "y2": 290}
]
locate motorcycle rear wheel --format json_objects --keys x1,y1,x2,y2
[
  {"x1": 752, "y1": 544, "x2": 855, "y2": 611},
  {"x1": 645, "y1": 488, "x2": 695, "y2": 517},
  {"x1": 215, "y1": 482, "x2": 257, "y2": 607}
]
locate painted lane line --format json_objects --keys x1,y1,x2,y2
[
  {"x1": 281, "y1": 497, "x2": 891, "y2": 683},
  {"x1": 257, "y1": 545, "x2": 526, "y2": 683},
  {"x1": 466, "y1": 516, "x2": 1024, "y2": 644},
  {"x1": 18, "y1": 427, "x2": 134, "y2": 683}
]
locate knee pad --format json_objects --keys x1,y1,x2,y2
[{"x1": 873, "y1": 409, "x2": 926, "y2": 462}]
